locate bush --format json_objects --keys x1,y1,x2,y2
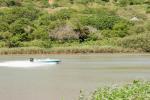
[
  {"x1": 146, "y1": 5, "x2": 150, "y2": 13},
  {"x1": 117, "y1": 0, "x2": 145, "y2": 6},
  {"x1": 90, "y1": 81, "x2": 150, "y2": 100},
  {"x1": 118, "y1": 33, "x2": 150, "y2": 52},
  {"x1": 117, "y1": 0, "x2": 129, "y2": 6},
  {"x1": 101, "y1": 29, "x2": 127, "y2": 38},
  {"x1": 54, "y1": 9, "x2": 73, "y2": 20},
  {"x1": 88, "y1": 31, "x2": 102, "y2": 41},
  {"x1": 37, "y1": 9, "x2": 72, "y2": 26},
  {"x1": 6, "y1": 36, "x2": 22, "y2": 47},
  {"x1": 49, "y1": 2, "x2": 60, "y2": 8},
  {"x1": 0, "y1": 41, "x2": 6, "y2": 47},
  {"x1": 79, "y1": 14, "x2": 121, "y2": 30},
  {"x1": 80, "y1": 7, "x2": 115, "y2": 15},
  {"x1": 37, "y1": 13, "x2": 58, "y2": 25},
  {"x1": 0, "y1": 22, "x2": 9, "y2": 32},
  {"x1": 76, "y1": 0, "x2": 94, "y2": 5},
  {"x1": 0, "y1": 32, "x2": 12, "y2": 40},
  {"x1": 128, "y1": 25, "x2": 146, "y2": 35},
  {"x1": 22, "y1": 40, "x2": 52, "y2": 48},
  {"x1": 9, "y1": 18, "x2": 31, "y2": 34},
  {"x1": 31, "y1": 26, "x2": 49, "y2": 40},
  {"x1": 49, "y1": 25, "x2": 79, "y2": 41},
  {"x1": 0, "y1": 0, "x2": 21, "y2": 7},
  {"x1": 146, "y1": 22, "x2": 150, "y2": 31},
  {"x1": 0, "y1": 6, "x2": 40, "y2": 24}
]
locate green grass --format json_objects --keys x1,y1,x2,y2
[{"x1": 79, "y1": 81, "x2": 150, "y2": 100}]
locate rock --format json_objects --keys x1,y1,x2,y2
[{"x1": 130, "y1": 17, "x2": 140, "y2": 21}]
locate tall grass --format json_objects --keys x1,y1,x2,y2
[
  {"x1": 0, "y1": 46, "x2": 139, "y2": 55},
  {"x1": 0, "y1": 47, "x2": 50, "y2": 55}
]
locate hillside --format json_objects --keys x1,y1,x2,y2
[{"x1": 0, "y1": 0, "x2": 150, "y2": 54}]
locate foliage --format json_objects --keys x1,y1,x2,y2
[
  {"x1": 0, "y1": 41, "x2": 6, "y2": 47},
  {"x1": 22, "y1": 40, "x2": 52, "y2": 48},
  {"x1": 49, "y1": 24, "x2": 79, "y2": 41},
  {"x1": 146, "y1": 22, "x2": 150, "y2": 31},
  {"x1": 0, "y1": 0, "x2": 21, "y2": 7},
  {"x1": 117, "y1": 0, "x2": 145, "y2": 6},
  {"x1": 0, "y1": 0, "x2": 149, "y2": 53},
  {"x1": 79, "y1": 13, "x2": 122, "y2": 30},
  {"x1": 90, "y1": 81, "x2": 150, "y2": 100},
  {"x1": 6, "y1": 36, "x2": 22, "y2": 48},
  {"x1": 146, "y1": 5, "x2": 150, "y2": 13},
  {"x1": 118, "y1": 33, "x2": 150, "y2": 52},
  {"x1": 0, "y1": 32, "x2": 12, "y2": 40}
]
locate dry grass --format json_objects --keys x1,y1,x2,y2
[{"x1": 0, "y1": 46, "x2": 140, "y2": 55}]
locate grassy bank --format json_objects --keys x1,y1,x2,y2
[
  {"x1": 0, "y1": 46, "x2": 140, "y2": 55},
  {"x1": 79, "y1": 81, "x2": 150, "y2": 100}
]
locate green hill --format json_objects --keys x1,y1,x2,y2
[{"x1": 0, "y1": 0, "x2": 150, "y2": 54}]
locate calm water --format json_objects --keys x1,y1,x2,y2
[{"x1": 0, "y1": 54, "x2": 150, "y2": 100}]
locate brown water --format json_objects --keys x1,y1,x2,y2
[{"x1": 0, "y1": 54, "x2": 150, "y2": 100}]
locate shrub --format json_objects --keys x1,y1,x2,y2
[
  {"x1": 76, "y1": 0, "x2": 94, "y2": 5},
  {"x1": 0, "y1": 32, "x2": 12, "y2": 40},
  {"x1": 144, "y1": 0, "x2": 150, "y2": 4},
  {"x1": 0, "y1": 22, "x2": 9, "y2": 32},
  {"x1": 22, "y1": 40, "x2": 52, "y2": 48},
  {"x1": 134, "y1": 26, "x2": 145, "y2": 34},
  {"x1": 88, "y1": 31, "x2": 102, "y2": 41},
  {"x1": 0, "y1": 41, "x2": 6, "y2": 47},
  {"x1": 49, "y1": 2, "x2": 60, "y2": 8},
  {"x1": 75, "y1": 26, "x2": 91, "y2": 42},
  {"x1": 117, "y1": 0, "x2": 129, "y2": 6},
  {"x1": 37, "y1": 13, "x2": 58, "y2": 25},
  {"x1": 49, "y1": 25, "x2": 79, "y2": 41},
  {"x1": 80, "y1": 7, "x2": 115, "y2": 15},
  {"x1": 54, "y1": 9, "x2": 73, "y2": 20},
  {"x1": 6, "y1": 36, "x2": 22, "y2": 47},
  {"x1": 101, "y1": 29, "x2": 127, "y2": 38},
  {"x1": 79, "y1": 15, "x2": 121, "y2": 30},
  {"x1": 146, "y1": 5, "x2": 150, "y2": 13},
  {"x1": 118, "y1": 33, "x2": 150, "y2": 52},
  {"x1": 31, "y1": 26, "x2": 49, "y2": 40},
  {"x1": 0, "y1": 6, "x2": 40, "y2": 24},
  {"x1": 146, "y1": 22, "x2": 150, "y2": 31},
  {"x1": 0, "y1": 0, "x2": 21, "y2": 7},
  {"x1": 128, "y1": 25, "x2": 146, "y2": 35},
  {"x1": 90, "y1": 81, "x2": 150, "y2": 100},
  {"x1": 117, "y1": 0, "x2": 145, "y2": 6},
  {"x1": 9, "y1": 18, "x2": 30, "y2": 34},
  {"x1": 37, "y1": 9, "x2": 72, "y2": 26}
]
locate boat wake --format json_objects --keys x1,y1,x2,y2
[{"x1": 0, "y1": 60, "x2": 57, "y2": 68}]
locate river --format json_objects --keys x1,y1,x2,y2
[{"x1": 0, "y1": 54, "x2": 150, "y2": 100}]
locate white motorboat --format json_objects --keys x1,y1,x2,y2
[{"x1": 30, "y1": 58, "x2": 61, "y2": 64}]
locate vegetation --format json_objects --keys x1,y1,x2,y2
[
  {"x1": 0, "y1": 0, "x2": 149, "y2": 53},
  {"x1": 79, "y1": 80, "x2": 150, "y2": 100}
]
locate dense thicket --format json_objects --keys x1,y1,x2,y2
[{"x1": 0, "y1": 0, "x2": 149, "y2": 52}]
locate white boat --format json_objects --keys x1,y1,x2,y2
[{"x1": 31, "y1": 58, "x2": 61, "y2": 64}]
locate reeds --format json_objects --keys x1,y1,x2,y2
[
  {"x1": 0, "y1": 46, "x2": 139, "y2": 55},
  {"x1": 0, "y1": 47, "x2": 50, "y2": 55}
]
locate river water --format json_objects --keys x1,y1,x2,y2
[{"x1": 0, "y1": 54, "x2": 150, "y2": 100}]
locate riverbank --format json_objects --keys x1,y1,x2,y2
[
  {"x1": 80, "y1": 81, "x2": 150, "y2": 100},
  {"x1": 0, "y1": 46, "x2": 143, "y2": 55}
]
